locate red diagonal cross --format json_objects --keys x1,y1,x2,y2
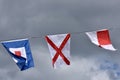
[{"x1": 45, "y1": 34, "x2": 70, "y2": 67}]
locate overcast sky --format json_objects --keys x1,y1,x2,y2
[{"x1": 0, "y1": 0, "x2": 120, "y2": 80}]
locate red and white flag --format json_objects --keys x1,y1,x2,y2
[
  {"x1": 86, "y1": 29, "x2": 116, "y2": 51},
  {"x1": 45, "y1": 33, "x2": 70, "y2": 68}
]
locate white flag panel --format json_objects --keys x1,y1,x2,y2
[{"x1": 45, "y1": 33, "x2": 70, "y2": 68}]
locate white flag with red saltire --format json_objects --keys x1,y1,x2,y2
[
  {"x1": 45, "y1": 33, "x2": 71, "y2": 68},
  {"x1": 86, "y1": 29, "x2": 116, "y2": 51}
]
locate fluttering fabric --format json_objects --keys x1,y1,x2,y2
[
  {"x1": 86, "y1": 29, "x2": 116, "y2": 51},
  {"x1": 2, "y1": 39, "x2": 34, "y2": 71},
  {"x1": 45, "y1": 33, "x2": 71, "y2": 68}
]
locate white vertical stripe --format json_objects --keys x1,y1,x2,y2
[
  {"x1": 101, "y1": 44, "x2": 117, "y2": 51},
  {"x1": 86, "y1": 31, "x2": 99, "y2": 46}
]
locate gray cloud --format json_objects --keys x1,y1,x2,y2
[{"x1": 0, "y1": 0, "x2": 120, "y2": 80}]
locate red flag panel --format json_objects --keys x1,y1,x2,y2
[{"x1": 97, "y1": 30, "x2": 111, "y2": 45}]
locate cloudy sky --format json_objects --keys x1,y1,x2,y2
[{"x1": 0, "y1": 0, "x2": 120, "y2": 80}]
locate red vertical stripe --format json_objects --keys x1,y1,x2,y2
[{"x1": 97, "y1": 30, "x2": 111, "y2": 45}]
